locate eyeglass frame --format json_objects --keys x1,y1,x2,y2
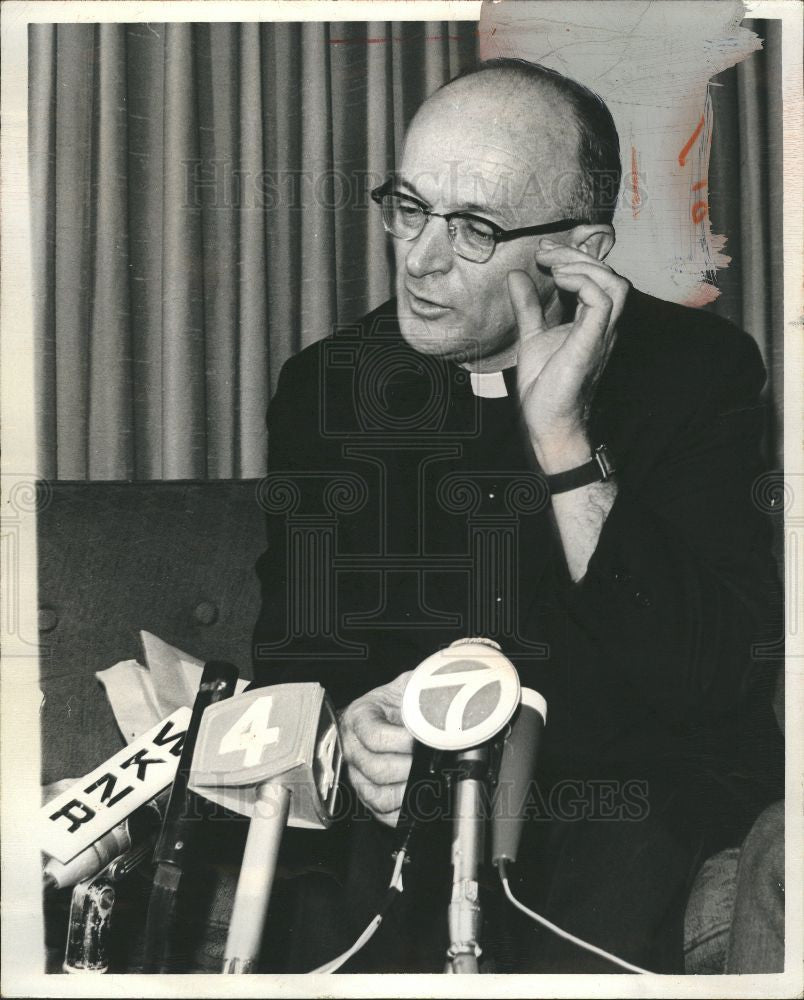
[{"x1": 370, "y1": 180, "x2": 588, "y2": 262}]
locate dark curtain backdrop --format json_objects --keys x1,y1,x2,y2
[{"x1": 29, "y1": 19, "x2": 783, "y2": 480}]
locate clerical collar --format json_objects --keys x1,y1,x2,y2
[{"x1": 468, "y1": 369, "x2": 510, "y2": 398}]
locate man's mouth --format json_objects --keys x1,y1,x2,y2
[{"x1": 405, "y1": 286, "x2": 451, "y2": 318}]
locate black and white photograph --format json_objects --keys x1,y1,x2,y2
[{"x1": 1, "y1": 0, "x2": 802, "y2": 995}]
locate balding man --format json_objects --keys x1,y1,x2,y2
[{"x1": 251, "y1": 60, "x2": 782, "y2": 973}]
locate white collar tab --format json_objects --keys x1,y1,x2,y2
[{"x1": 469, "y1": 370, "x2": 509, "y2": 398}]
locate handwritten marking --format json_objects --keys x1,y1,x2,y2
[
  {"x1": 631, "y1": 146, "x2": 641, "y2": 218},
  {"x1": 691, "y1": 201, "x2": 708, "y2": 224},
  {"x1": 678, "y1": 115, "x2": 705, "y2": 167}
]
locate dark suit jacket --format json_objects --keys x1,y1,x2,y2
[
  {"x1": 249, "y1": 288, "x2": 783, "y2": 971},
  {"x1": 253, "y1": 288, "x2": 781, "y2": 787}
]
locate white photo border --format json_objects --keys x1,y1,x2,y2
[{"x1": 2, "y1": 2, "x2": 801, "y2": 997}]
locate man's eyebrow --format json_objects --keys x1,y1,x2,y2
[
  {"x1": 394, "y1": 176, "x2": 427, "y2": 202},
  {"x1": 394, "y1": 176, "x2": 514, "y2": 227}
]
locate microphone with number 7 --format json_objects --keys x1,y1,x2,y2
[
  {"x1": 188, "y1": 683, "x2": 343, "y2": 973},
  {"x1": 401, "y1": 638, "x2": 524, "y2": 974}
]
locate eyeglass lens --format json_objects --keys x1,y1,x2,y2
[{"x1": 380, "y1": 194, "x2": 496, "y2": 263}]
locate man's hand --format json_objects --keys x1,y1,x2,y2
[
  {"x1": 507, "y1": 237, "x2": 627, "y2": 581},
  {"x1": 508, "y1": 237, "x2": 629, "y2": 473},
  {"x1": 339, "y1": 671, "x2": 414, "y2": 827}
]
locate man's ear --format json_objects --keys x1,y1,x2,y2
[{"x1": 570, "y1": 224, "x2": 615, "y2": 261}]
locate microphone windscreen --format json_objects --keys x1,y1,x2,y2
[{"x1": 491, "y1": 688, "x2": 546, "y2": 867}]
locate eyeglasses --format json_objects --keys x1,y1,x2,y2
[{"x1": 371, "y1": 182, "x2": 586, "y2": 264}]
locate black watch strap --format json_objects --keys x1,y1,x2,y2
[{"x1": 546, "y1": 444, "x2": 615, "y2": 495}]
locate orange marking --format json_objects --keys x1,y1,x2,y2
[
  {"x1": 691, "y1": 200, "x2": 708, "y2": 224},
  {"x1": 631, "y1": 146, "x2": 641, "y2": 217},
  {"x1": 678, "y1": 115, "x2": 705, "y2": 167},
  {"x1": 692, "y1": 180, "x2": 707, "y2": 192}
]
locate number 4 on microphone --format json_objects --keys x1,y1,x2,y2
[
  {"x1": 189, "y1": 683, "x2": 343, "y2": 830},
  {"x1": 219, "y1": 695, "x2": 281, "y2": 767}
]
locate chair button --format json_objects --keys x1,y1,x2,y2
[
  {"x1": 39, "y1": 606, "x2": 59, "y2": 632},
  {"x1": 193, "y1": 601, "x2": 219, "y2": 626}
]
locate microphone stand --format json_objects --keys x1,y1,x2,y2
[
  {"x1": 398, "y1": 636, "x2": 522, "y2": 974},
  {"x1": 223, "y1": 780, "x2": 291, "y2": 974},
  {"x1": 445, "y1": 746, "x2": 489, "y2": 974},
  {"x1": 188, "y1": 683, "x2": 343, "y2": 975}
]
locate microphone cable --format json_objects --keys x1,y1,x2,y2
[
  {"x1": 497, "y1": 860, "x2": 653, "y2": 975},
  {"x1": 309, "y1": 747, "x2": 440, "y2": 974},
  {"x1": 308, "y1": 839, "x2": 408, "y2": 973}
]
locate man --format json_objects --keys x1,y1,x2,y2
[{"x1": 251, "y1": 59, "x2": 783, "y2": 973}]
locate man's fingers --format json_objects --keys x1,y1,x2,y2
[
  {"x1": 550, "y1": 270, "x2": 616, "y2": 359},
  {"x1": 337, "y1": 670, "x2": 418, "y2": 824},
  {"x1": 370, "y1": 781, "x2": 405, "y2": 817},
  {"x1": 507, "y1": 269, "x2": 546, "y2": 338},
  {"x1": 551, "y1": 269, "x2": 613, "y2": 316},
  {"x1": 535, "y1": 245, "x2": 611, "y2": 270},
  {"x1": 344, "y1": 743, "x2": 412, "y2": 785},
  {"x1": 347, "y1": 763, "x2": 407, "y2": 818},
  {"x1": 553, "y1": 262, "x2": 628, "y2": 315},
  {"x1": 351, "y1": 706, "x2": 414, "y2": 755},
  {"x1": 385, "y1": 670, "x2": 414, "y2": 697}
]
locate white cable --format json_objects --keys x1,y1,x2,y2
[
  {"x1": 308, "y1": 848, "x2": 408, "y2": 974},
  {"x1": 500, "y1": 876, "x2": 654, "y2": 975},
  {"x1": 310, "y1": 915, "x2": 383, "y2": 973},
  {"x1": 389, "y1": 847, "x2": 406, "y2": 891}
]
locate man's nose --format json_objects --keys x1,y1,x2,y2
[{"x1": 404, "y1": 216, "x2": 454, "y2": 278}]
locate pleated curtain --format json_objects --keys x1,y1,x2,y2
[
  {"x1": 29, "y1": 20, "x2": 782, "y2": 480},
  {"x1": 29, "y1": 22, "x2": 478, "y2": 480},
  {"x1": 707, "y1": 18, "x2": 784, "y2": 465}
]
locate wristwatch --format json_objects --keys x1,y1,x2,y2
[{"x1": 545, "y1": 444, "x2": 616, "y2": 495}]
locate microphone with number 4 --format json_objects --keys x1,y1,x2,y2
[{"x1": 189, "y1": 683, "x2": 343, "y2": 973}]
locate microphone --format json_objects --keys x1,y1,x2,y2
[
  {"x1": 491, "y1": 688, "x2": 547, "y2": 869},
  {"x1": 401, "y1": 638, "x2": 521, "y2": 974},
  {"x1": 44, "y1": 794, "x2": 165, "y2": 891},
  {"x1": 188, "y1": 682, "x2": 343, "y2": 973},
  {"x1": 39, "y1": 707, "x2": 193, "y2": 869},
  {"x1": 142, "y1": 660, "x2": 239, "y2": 973},
  {"x1": 61, "y1": 823, "x2": 162, "y2": 974}
]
